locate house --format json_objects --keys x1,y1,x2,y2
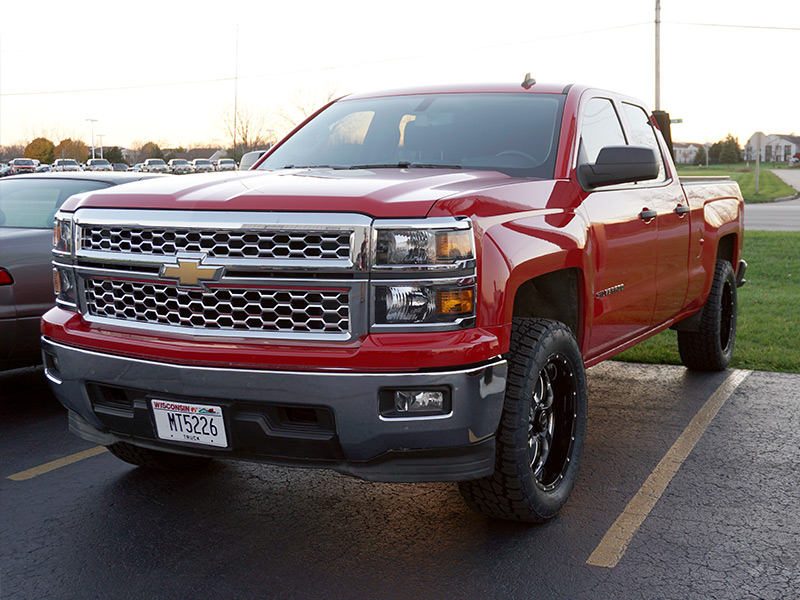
[
  {"x1": 744, "y1": 133, "x2": 800, "y2": 162},
  {"x1": 673, "y1": 142, "x2": 704, "y2": 164}
]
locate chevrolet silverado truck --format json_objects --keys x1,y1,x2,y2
[{"x1": 42, "y1": 81, "x2": 745, "y2": 522}]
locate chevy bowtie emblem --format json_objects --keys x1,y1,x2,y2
[{"x1": 160, "y1": 256, "x2": 225, "y2": 287}]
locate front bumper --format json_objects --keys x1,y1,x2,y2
[{"x1": 42, "y1": 337, "x2": 507, "y2": 482}]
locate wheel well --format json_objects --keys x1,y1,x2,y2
[
  {"x1": 717, "y1": 233, "x2": 736, "y2": 265},
  {"x1": 512, "y1": 268, "x2": 582, "y2": 344}
]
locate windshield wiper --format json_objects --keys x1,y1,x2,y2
[
  {"x1": 347, "y1": 162, "x2": 411, "y2": 169},
  {"x1": 346, "y1": 162, "x2": 462, "y2": 170},
  {"x1": 408, "y1": 163, "x2": 462, "y2": 169},
  {"x1": 281, "y1": 164, "x2": 343, "y2": 169}
]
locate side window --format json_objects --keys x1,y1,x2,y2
[
  {"x1": 579, "y1": 98, "x2": 626, "y2": 165},
  {"x1": 621, "y1": 102, "x2": 667, "y2": 182}
]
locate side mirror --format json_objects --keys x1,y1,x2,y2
[
  {"x1": 578, "y1": 145, "x2": 659, "y2": 189},
  {"x1": 239, "y1": 150, "x2": 267, "y2": 171}
]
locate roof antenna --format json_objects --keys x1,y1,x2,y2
[{"x1": 521, "y1": 73, "x2": 536, "y2": 89}]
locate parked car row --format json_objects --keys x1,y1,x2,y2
[
  {"x1": 133, "y1": 157, "x2": 238, "y2": 174},
  {"x1": 1, "y1": 157, "x2": 240, "y2": 178}
]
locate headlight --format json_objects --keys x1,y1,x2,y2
[
  {"x1": 53, "y1": 266, "x2": 77, "y2": 306},
  {"x1": 53, "y1": 215, "x2": 73, "y2": 254},
  {"x1": 374, "y1": 279, "x2": 476, "y2": 326},
  {"x1": 371, "y1": 218, "x2": 477, "y2": 331},
  {"x1": 373, "y1": 219, "x2": 474, "y2": 270}
]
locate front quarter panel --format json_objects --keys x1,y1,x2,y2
[{"x1": 430, "y1": 179, "x2": 587, "y2": 350}]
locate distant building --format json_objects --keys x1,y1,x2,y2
[
  {"x1": 673, "y1": 142, "x2": 704, "y2": 164},
  {"x1": 744, "y1": 133, "x2": 800, "y2": 162}
]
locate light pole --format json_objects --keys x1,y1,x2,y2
[
  {"x1": 86, "y1": 119, "x2": 98, "y2": 160},
  {"x1": 655, "y1": 0, "x2": 661, "y2": 111},
  {"x1": 97, "y1": 135, "x2": 104, "y2": 160}
]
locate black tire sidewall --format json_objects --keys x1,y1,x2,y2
[{"x1": 506, "y1": 319, "x2": 588, "y2": 518}]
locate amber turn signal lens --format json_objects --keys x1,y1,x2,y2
[
  {"x1": 435, "y1": 231, "x2": 472, "y2": 262},
  {"x1": 436, "y1": 288, "x2": 474, "y2": 315}
]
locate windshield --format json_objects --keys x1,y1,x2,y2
[
  {"x1": 0, "y1": 179, "x2": 112, "y2": 228},
  {"x1": 149, "y1": 160, "x2": 166, "y2": 166},
  {"x1": 14, "y1": 159, "x2": 35, "y2": 166},
  {"x1": 59, "y1": 160, "x2": 78, "y2": 166},
  {"x1": 258, "y1": 93, "x2": 565, "y2": 178}
]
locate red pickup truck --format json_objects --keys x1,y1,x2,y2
[{"x1": 43, "y1": 81, "x2": 745, "y2": 522}]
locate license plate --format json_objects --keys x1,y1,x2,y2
[{"x1": 151, "y1": 399, "x2": 228, "y2": 448}]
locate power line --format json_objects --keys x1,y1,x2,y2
[
  {"x1": 2, "y1": 22, "x2": 651, "y2": 98},
  {"x1": 3, "y1": 19, "x2": 795, "y2": 99},
  {"x1": 665, "y1": 21, "x2": 800, "y2": 32}
]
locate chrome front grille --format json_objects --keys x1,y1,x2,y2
[
  {"x1": 85, "y1": 278, "x2": 350, "y2": 334},
  {"x1": 69, "y1": 210, "x2": 372, "y2": 341},
  {"x1": 80, "y1": 226, "x2": 351, "y2": 260}
]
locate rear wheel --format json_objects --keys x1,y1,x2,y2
[
  {"x1": 107, "y1": 441, "x2": 212, "y2": 470},
  {"x1": 678, "y1": 259, "x2": 737, "y2": 371},
  {"x1": 458, "y1": 318, "x2": 587, "y2": 522}
]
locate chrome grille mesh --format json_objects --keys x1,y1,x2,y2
[
  {"x1": 84, "y1": 278, "x2": 350, "y2": 334},
  {"x1": 80, "y1": 226, "x2": 351, "y2": 260}
]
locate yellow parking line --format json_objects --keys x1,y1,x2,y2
[
  {"x1": 7, "y1": 446, "x2": 108, "y2": 481},
  {"x1": 587, "y1": 369, "x2": 751, "y2": 568}
]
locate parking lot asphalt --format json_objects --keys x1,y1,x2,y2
[{"x1": 2, "y1": 361, "x2": 799, "y2": 599}]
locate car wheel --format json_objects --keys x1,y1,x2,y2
[
  {"x1": 107, "y1": 441, "x2": 212, "y2": 470},
  {"x1": 458, "y1": 318, "x2": 587, "y2": 522},
  {"x1": 678, "y1": 259, "x2": 737, "y2": 371}
]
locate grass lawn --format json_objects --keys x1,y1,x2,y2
[
  {"x1": 614, "y1": 231, "x2": 800, "y2": 374},
  {"x1": 677, "y1": 164, "x2": 798, "y2": 203}
]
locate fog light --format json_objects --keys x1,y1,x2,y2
[
  {"x1": 395, "y1": 391, "x2": 445, "y2": 413},
  {"x1": 379, "y1": 388, "x2": 451, "y2": 418}
]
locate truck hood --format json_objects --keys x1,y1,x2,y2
[{"x1": 60, "y1": 169, "x2": 529, "y2": 218}]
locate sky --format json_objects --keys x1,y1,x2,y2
[{"x1": 1, "y1": 0, "x2": 798, "y2": 152}]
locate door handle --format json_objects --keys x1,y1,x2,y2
[
  {"x1": 675, "y1": 205, "x2": 690, "y2": 215},
  {"x1": 639, "y1": 209, "x2": 658, "y2": 221}
]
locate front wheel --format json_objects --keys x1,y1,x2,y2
[
  {"x1": 458, "y1": 318, "x2": 587, "y2": 522},
  {"x1": 678, "y1": 259, "x2": 738, "y2": 371}
]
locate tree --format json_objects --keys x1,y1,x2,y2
[
  {"x1": 0, "y1": 143, "x2": 26, "y2": 162},
  {"x1": 53, "y1": 138, "x2": 89, "y2": 162},
  {"x1": 718, "y1": 134, "x2": 742, "y2": 165},
  {"x1": 278, "y1": 85, "x2": 339, "y2": 131},
  {"x1": 24, "y1": 137, "x2": 55, "y2": 164},
  {"x1": 708, "y1": 140, "x2": 723, "y2": 165},
  {"x1": 693, "y1": 145, "x2": 707, "y2": 166},
  {"x1": 139, "y1": 142, "x2": 164, "y2": 160},
  {"x1": 221, "y1": 105, "x2": 272, "y2": 163},
  {"x1": 104, "y1": 147, "x2": 125, "y2": 164}
]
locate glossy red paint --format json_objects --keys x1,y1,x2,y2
[
  {"x1": 45, "y1": 82, "x2": 745, "y2": 373},
  {"x1": 42, "y1": 307, "x2": 507, "y2": 372}
]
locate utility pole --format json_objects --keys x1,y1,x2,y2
[
  {"x1": 233, "y1": 24, "x2": 239, "y2": 161},
  {"x1": 655, "y1": 0, "x2": 661, "y2": 111},
  {"x1": 755, "y1": 132, "x2": 762, "y2": 194},
  {"x1": 86, "y1": 118, "x2": 98, "y2": 160}
]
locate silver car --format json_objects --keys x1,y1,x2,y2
[
  {"x1": 52, "y1": 159, "x2": 83, "y2": 172},
  {"x1": 191, "y1": 158, "x2": 214, "y2": 173},
  {"x1": 0, "y1": 172, "x2": 166, "y2": 369},
  {"x1": 85, "y1": 158, "x2": 113, "y2": 172},
  {"x1": 142, "y1": 158, "x2": 169, "y2": 173},
  {"x1": 168, "y1": 159, "x2": 194, "y2": 174}
]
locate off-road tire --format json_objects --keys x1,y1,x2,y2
[
  {"x1": 678, "y1": 259, "x2": 737, "y2": 371},
  {"x1": 458, "y1": 318, "x2": 587, "y2": 522},
  {"x1": 107, "y1": 441, "x2": 212, "y2": 470}
]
